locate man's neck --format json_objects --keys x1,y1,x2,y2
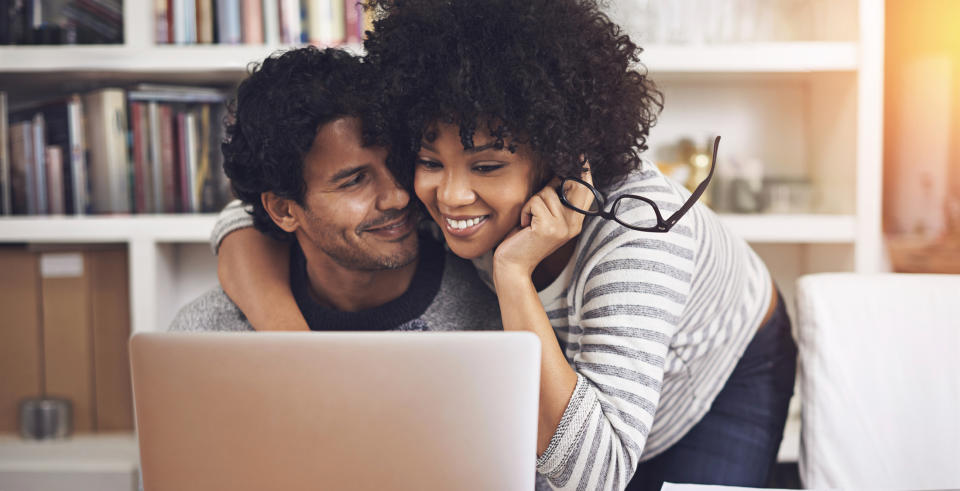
[{"x1": 299, "y1": 246, "x2": 418, "y2": 313}]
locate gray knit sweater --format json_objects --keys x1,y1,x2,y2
[{"x1": 169, "y1": 237, "x2": 503, "y2": 334}]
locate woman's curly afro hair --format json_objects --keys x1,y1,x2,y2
[
  {"x1": 222, "y1": 46, "x2": 385, "y2": 241},
  {"x1": 363, "y1": 0, "x2": 664, "y2": 190}
]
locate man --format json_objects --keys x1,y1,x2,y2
[{"x1": 171, "y1": 46, "x2": 499, "y2": 333}]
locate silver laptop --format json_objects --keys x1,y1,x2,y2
[{"x1": 130, "y1": 331, "x2": 541, "y2": 491}]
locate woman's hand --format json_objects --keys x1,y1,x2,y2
[{"x1": 492, "y1": 163, "x2": 594, "y2": 277}]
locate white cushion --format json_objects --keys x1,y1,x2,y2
[{"x1": 795, "y1": 273, "x2": 960, "y2": 490}]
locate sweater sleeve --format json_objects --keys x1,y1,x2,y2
[
  {"x1": 535, "y1": 230, "x2": 697, "y2": 490},
  {"x1": 209, "y1": 200, "x2": 254, "y2": 255}
]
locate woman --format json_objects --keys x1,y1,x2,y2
[{"x1": 214, "y1": 1, "x2": 796, "y2": 489}]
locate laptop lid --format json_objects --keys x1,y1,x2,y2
[{"x1": 130, "y1": 331, "x2": 540, "y2": 491}]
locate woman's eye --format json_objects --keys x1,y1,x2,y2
[
  {"x1": 473, "y1": 163, "x2": 505, "y2": 173},
  {"x1": 417, "y1": 159, "x2": 442, "y2": 170}
]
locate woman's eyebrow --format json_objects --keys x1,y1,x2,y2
[{"x1": 419, "y1": 141, "x2": 502, "y2": 154}]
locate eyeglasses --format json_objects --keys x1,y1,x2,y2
[{"x1": 558, "y1": 135, "x2": 720, "y2": 233}]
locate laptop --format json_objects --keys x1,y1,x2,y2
[{"x1": 129, "y1": 331, "x2": 541, "y2": 491}]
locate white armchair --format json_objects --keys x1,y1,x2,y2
[{"x1": 795, "y1": 273, "x2": 960, "y2": 490}]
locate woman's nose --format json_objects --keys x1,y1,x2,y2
[{"x1": 438, "y1": 171, "x2": 476, "y2": 208}]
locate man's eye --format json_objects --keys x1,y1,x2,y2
[
  {"x1": 417, "y1": 159, "x2": 442, "y2": 170},
  {"x1": 340, "y1": 172, "x2": 366, "y2": 188}
]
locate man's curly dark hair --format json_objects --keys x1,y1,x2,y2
[
  {"x1": 222, "y1": 46, "x2": 385, "y2": 240},
  {"x1": 362, "y1": 0, "x2": 664, "y2": 191}
]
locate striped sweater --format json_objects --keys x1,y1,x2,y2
[
  {"x1": 211, "y1": 161, "x2": 772, "y2": 490},
  {"x1": 471, "y1": 162, "x2": 772, "y2": 490}
]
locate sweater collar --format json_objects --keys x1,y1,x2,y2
[{"x1": 289, "y1": 234, "x2": 445, "y2": 331}]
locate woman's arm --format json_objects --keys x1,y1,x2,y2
[
  {"x1": 491, "y1": 173, "x2": 593, "y2": 455},
  {"x1": 212, "y1": 201, "x2": 308, "y2": 331}
]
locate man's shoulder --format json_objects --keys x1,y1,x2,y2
[{"x1": 168, "y1": 287, "x2": 254, "y2": 332}]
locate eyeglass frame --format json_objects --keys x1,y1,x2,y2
[{"x1": 558, "y1": 135, "x2": 720, "y2": 233}]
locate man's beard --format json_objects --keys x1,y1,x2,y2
[{"x1": 302, "y1": 206, "x2": 419, "y2": 272}]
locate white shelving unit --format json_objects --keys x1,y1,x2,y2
[{"x1": 0, "y1": 0, "x2": 884, "y2": 473}]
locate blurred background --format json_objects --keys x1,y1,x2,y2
[{"x1": 0, "y1": 1, "x2": 958, "y2": 489}]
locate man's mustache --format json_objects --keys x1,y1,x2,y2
[{"x1": 356, "y1": 206, "x2": 418, "y2": 233}]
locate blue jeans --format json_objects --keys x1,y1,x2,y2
[{"x1": 626, "y1": 291, "x2": 797, "y2": 491}]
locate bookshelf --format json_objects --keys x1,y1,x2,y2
[{"x1": 0, "y1": 0, "x2": 884, "y2": 473}]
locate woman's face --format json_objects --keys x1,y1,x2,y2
[{"x1": 415, "y1": 122, "x2": 540, "y2": 259}]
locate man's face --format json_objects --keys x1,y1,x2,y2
[{"x1": 288, "y1": 117, "x2": 418, "y2": 271}]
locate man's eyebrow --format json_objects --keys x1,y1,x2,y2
[{"x1": 330, "y1": 164, "x2": 369, "y2": 182}]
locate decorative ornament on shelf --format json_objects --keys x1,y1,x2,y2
[{"x1": 888, "y1": 197, "x2": 960, "y2": 274}]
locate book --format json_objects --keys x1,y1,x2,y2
[
  {"x1": 0, "y1": 92, "x2": 10, "y2": 215},
  {"x1": 128, "y1": 84, "x2": 226, "y2": 104},
  {"x1": 31, "y1": 113, "x2": 48, "y2": 215},
  {"x1": 195, "y1": 104, "x2": 212, "y2": 212},
  {"x1": 197, "y1": 0, "x2": 214, "y2": 43},
  {"x1": 344, "y1": 0, "x2": 362, "y2": 44},
  {"x1": 35, "y1": 98, "x2": 87, "y2": 215},
  {"x1": 45, "y1": 145, "x2": 65, "y2": 214},
  {"x1": 66, "y1": 95, "x2": 89, "y2": 215},
  {"x1": 130, "y1": 101, "x2": 150, "y2": 213},
  {"x1": 262, "y1": 0, "x2": 279, "y2": 45},
  {"x1": 147, "y1": 101, "x2": 164, "y2": 212},
  {"x1": 307, "y1": 0, "x2": 345, "y2": 45},
  {"x1": 159, "y1": 104, "x2": 177, "y2": 213},
  {"x1": 155, "y1": 0, "x2": 170, "y2": 43},
  {"x1": 173, "y1": 0, "x2": 197, "y2": 44},
  {"x1": 241, "y1": 0, "x2": 263, "y2": 44},
  {"x1": 216, "y1": 0, "x2": 241, "y2": 44},
  {"x1": 8, "y1": 121, "x2": 30, "y2": 214},
  {"x1": 83, "y1": 88, "x2": 131, "y2": 214},
  {"x1": 278, "y1": 0, "x2": 301, "y2": 44}
]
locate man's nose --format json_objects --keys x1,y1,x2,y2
[{"x1": 378, "y1": 175, "x2": 411, "y2": 211}]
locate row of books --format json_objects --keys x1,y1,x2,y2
[
  {"x1": 0, "y1": 0, "x2": 123, "y2": 45},
  {"x1": 0, "y1": 86, "x2": 233, "y2": 216},
  {"x1": 157, "y1": 0, "x2": 370, "y2": 46}
]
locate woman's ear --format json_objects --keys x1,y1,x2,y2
[{"x1": 262, "y1": 192, "x2": 300, "y2": 233}]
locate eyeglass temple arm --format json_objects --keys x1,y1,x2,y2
[{"x1": 665, "y1": 135, "x2": 720, "y2": 226}]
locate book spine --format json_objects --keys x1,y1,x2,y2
[
  {"x1": 159, "y1": 104, "x2": 177, "y2": 213},
  {"x1": 195, "y1": 105, "x2": 212, "y2": 212},
  {"x1": 23, "y1": 121, "x2": 36, "y2": 214},
  {"x1": 241, "y1": 0, "x2": 263, "y2": 44},
  {"x1": 330, "y1": 0, "x2": 345, "y2": 45},
  {"x1": 45, "y1": 146, "x2": 64, "y2": 215},
  {"x1": 184, "y1": 0, "x2": 197, "y2": 43},
  {"x1": 197, "y1": 0, "x2": 214, "y2": 43},
  {"x1": 67, "y1": 95, "x2": 89, "y2": 215},
  {"x1": 104, "y1": 91, "x2": 132, "y2": 214},
  {"x1": 216, "y1": 0, "x2": 241, "y2": 44},
  {"x1": 172, "y1": 0, "x2": 185, "y2": 43},
  {"x1": 147, "y1": 101, "x2": 163, "y2": 213},
  {"x1": 32, "y1": 113, "x2": 47, "y2": 215},
  {"x1": 344, "y1": 0, "x2": 360, "y2": 44},
  {"x1": 262, "y1": 0, "x2": 279, "y2": 45},
  {"x1": 130, "y1": 102, "x2": 147, "y2": 214},
  {"x1": 278, "y1": 0, "x2": 301, "y2": 44},
  {"x1": 0, "y1": 92, "x2": 9, "y2": 215},
  {"x1": 185, "y1": 111, "x2": 199, "y2": 212},
  {"x1": 155, "y1": 0, "x2": 169, "y2": 43},
  {"x1": 9, "y1": 123, "x2": 29, "y2": 214},
  {"x1": 177, "y1": 111, "x2": 190, "y2": 212}
]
